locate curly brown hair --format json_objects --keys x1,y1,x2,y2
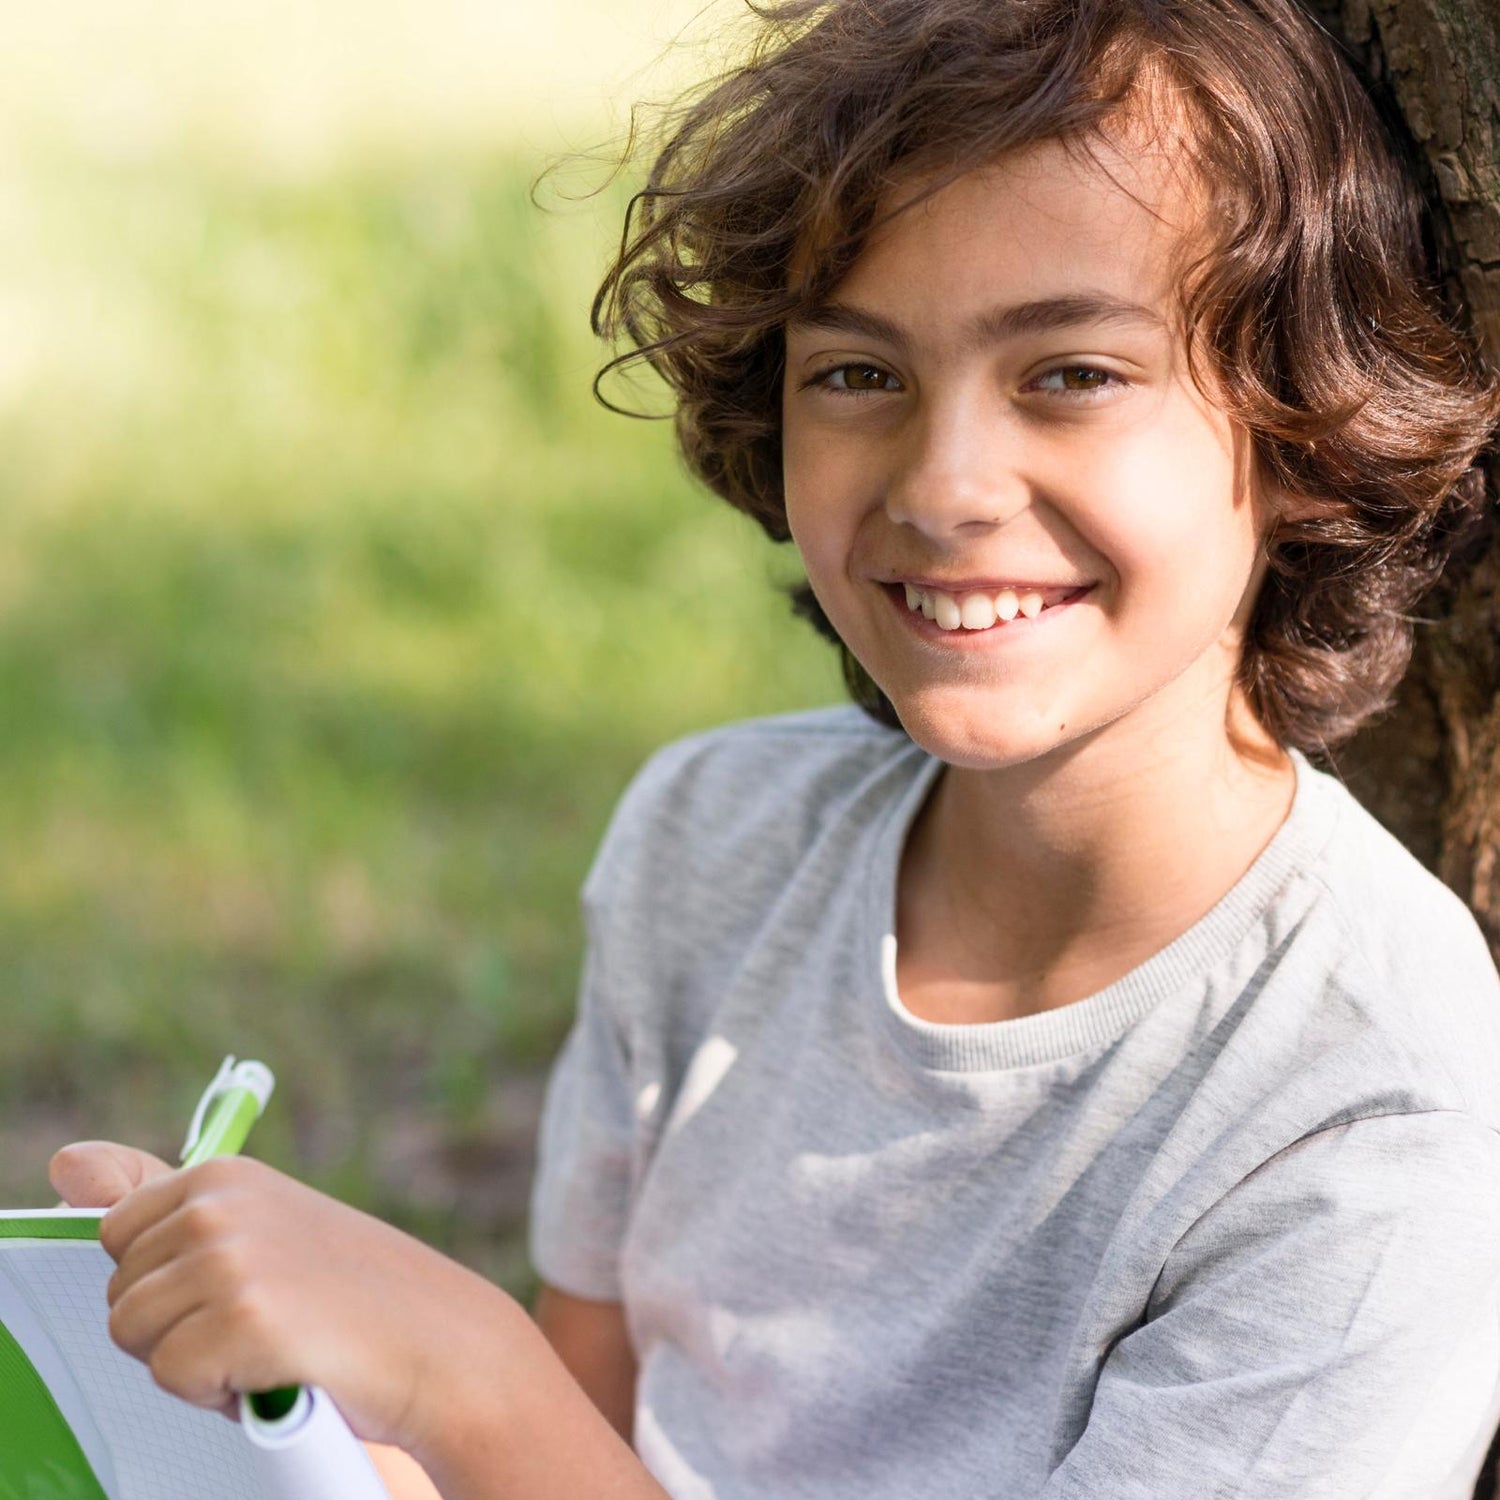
[{"x1": 591, "y1": 0, "x2": 1500, "y2": 759}]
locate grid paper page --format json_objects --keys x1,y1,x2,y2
[{"x1": 3, "y1": 1239, "x2": 266, "y2": 1500}]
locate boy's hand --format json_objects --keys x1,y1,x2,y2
[{"x1": 46, "y1": 1140, "x2": 512, "y2": 1454}]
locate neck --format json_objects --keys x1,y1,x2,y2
[{"x1": 899, "y1": 688, "x2": 1296, "y2": 1003}]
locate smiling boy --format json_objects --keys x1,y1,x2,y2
[{"x1": 529, "y1": 2, "x2": 1500, "y2": 1493}]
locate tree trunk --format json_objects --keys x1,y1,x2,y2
[{"x1": 1306, "y1": 3, "x2": 1500, "y2": 1495}]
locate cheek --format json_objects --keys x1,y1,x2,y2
[
  {"x1": 781, "y1": 431, "x2": 860, "y2": 577},
  {"x1": 780, "y1": 475, "x2": 823, "y2": 565},
  {"x1": 785, "y1": 508, "x2": 855, "y2": 618},
  {"x1": 1064, "y1": 413, "x2": 1244, "y2": 583}
]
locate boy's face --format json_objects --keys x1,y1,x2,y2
[{"x1": 780, "y1": 132, "x2": 1283, "y2": 772}]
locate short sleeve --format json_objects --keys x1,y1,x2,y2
[
  {"x1": 526, "y1": 889, "x2": 639, "y2": 1301},
  {"x1": 524, "y1": 740, "x2": 701, "y2": 1299},
  {"x1": 1040, "y1": 1111, "x2": 1500, "y2": 1500}
]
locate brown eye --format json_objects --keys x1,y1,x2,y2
[
  {"x1": 817, "y1": 363, "x2": 898, "y2": 393},
  {"x1": 1059, "y1": 367, "x2": 1109, "y2": 390},
  {"x1": 1030, "y1": 365, "x2": 1125, "y2": 400}
]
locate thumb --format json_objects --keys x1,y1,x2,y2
[{"x1": 49, "y1": 1141, "x2": 175, "y2": 1209}]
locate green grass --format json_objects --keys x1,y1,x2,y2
[{"x1": 0, "y1": 142, "x2": 841, "y2": 1293}]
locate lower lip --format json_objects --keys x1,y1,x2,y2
[{"x1": 882, "y1": 583, "x2": 1097, "y2": 647}]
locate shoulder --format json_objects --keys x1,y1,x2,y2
[
  {"x1": 1287, "y1": 757, "x2": 1500, "y2": 1125},
  {"x1": 1305, "y1": 761, "x2": 1498, "y2": 1006},
  {"x1": 582, "y1": 702, "x2": 922, "y2": 919}
]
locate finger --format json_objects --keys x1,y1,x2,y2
[
  {"x1": 106, "y1": 1200, "x2": 229, "y2": 1308},
  {"x1": 146, "y1": 1298, "x2": 287, "y2": 1417},
  {"x1": 106, "y1": 1186, "x2": 257, "y2": 1310},
  {"x1": 50, "y1": 1142, "x2": 175, "y2": 1210},
  {"x1": 108, "y1": 1249, "x2": 218, "y2": 1362},
  {"x1": 144, "y1": 1303, "x2": 243, "y2": 1413},
  {"x1": 99, "y1": 1156, "x2": 256, "y2": 1265},
  {"x1": 98, "y1": 1163, "x2": 208, "y2": 1263}
]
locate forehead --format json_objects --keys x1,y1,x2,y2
[{"x1": 809, "y1": 128, "x2": 1206, "y2": 337}]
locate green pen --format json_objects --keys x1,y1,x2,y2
[
  {"x1": 179, "y1": 1055, "x2": 274, "y2": 1168},
  {"x1": 178, "y1": 1054, "x2": 300, "y2": 1421}
]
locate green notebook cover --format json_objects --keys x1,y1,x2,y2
[{"x1": 0, "y1": 1211, "x2": 267, "y2": 1500}]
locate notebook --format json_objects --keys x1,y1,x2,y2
[{"x1": 0, "y1": 1209, "x2": 388, "y2": 1500}]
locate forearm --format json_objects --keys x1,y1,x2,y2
[{"x1": 409, "y1": 1284, "x2": 670, "y2": 1500}]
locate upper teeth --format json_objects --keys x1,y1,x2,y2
[{"x1": 903, "y1": 584, "x2": 1076, "y2": 630}]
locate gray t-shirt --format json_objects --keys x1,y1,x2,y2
[{"x1": 528, "y1": 706, "x2": 1500, "y2": 1499}]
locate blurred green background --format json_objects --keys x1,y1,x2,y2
[{"x1": 0, "y1": 0, "x2": 838, "y2": 1296}]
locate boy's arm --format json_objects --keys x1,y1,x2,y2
[
  {"x1": 408, "y1": 1284, "x2": 668, "y2": 1500},
  {"x1": 532, "y1": 1281, "x2": 638, "y2": 1445},
  {"x1": 359, "y1": 1283, "x2": 636, "y2": 1498}
]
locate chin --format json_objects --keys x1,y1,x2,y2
[{"x1": 889, "y1": 690, "x2": 1073, "y2": 771}]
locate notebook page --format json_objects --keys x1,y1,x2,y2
[
  {"x1": 0, "y1": 1252, "x2": 119, "y2": 1496},
  {"x1": 0, "y1": 1238, "x2": 266, "y2": 1500}
]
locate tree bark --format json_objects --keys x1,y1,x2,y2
[
  {"x1": 1305, "y1": 4, "x2": 1500, "y2": 1494},
  {"x1": 1308, "y1": 0, "x2": 1500, "y2": 942}
]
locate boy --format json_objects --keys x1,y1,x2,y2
[{"x1": 55, "y1": 1, "x2": 1500, "y2": 1495}]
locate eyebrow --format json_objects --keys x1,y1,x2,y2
[{"x1": 787, "y1": 293, "x2": 1166, "y2": 353}]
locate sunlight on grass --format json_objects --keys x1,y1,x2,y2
[{"x1": 0, "y1": 8, "x2": 843, "y2": 1291}]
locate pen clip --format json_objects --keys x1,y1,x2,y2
[{"x1": 180, "y1": 1054, "x2": 238, "y2": 1163}]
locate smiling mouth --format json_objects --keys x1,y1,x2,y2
[{"x1": 882, "y1": 581, "x2": 1095, "y2": 633}]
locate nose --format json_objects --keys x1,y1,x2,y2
[{"x1": 883, "y1": 390, "x2": 1030, "y2": 539}]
